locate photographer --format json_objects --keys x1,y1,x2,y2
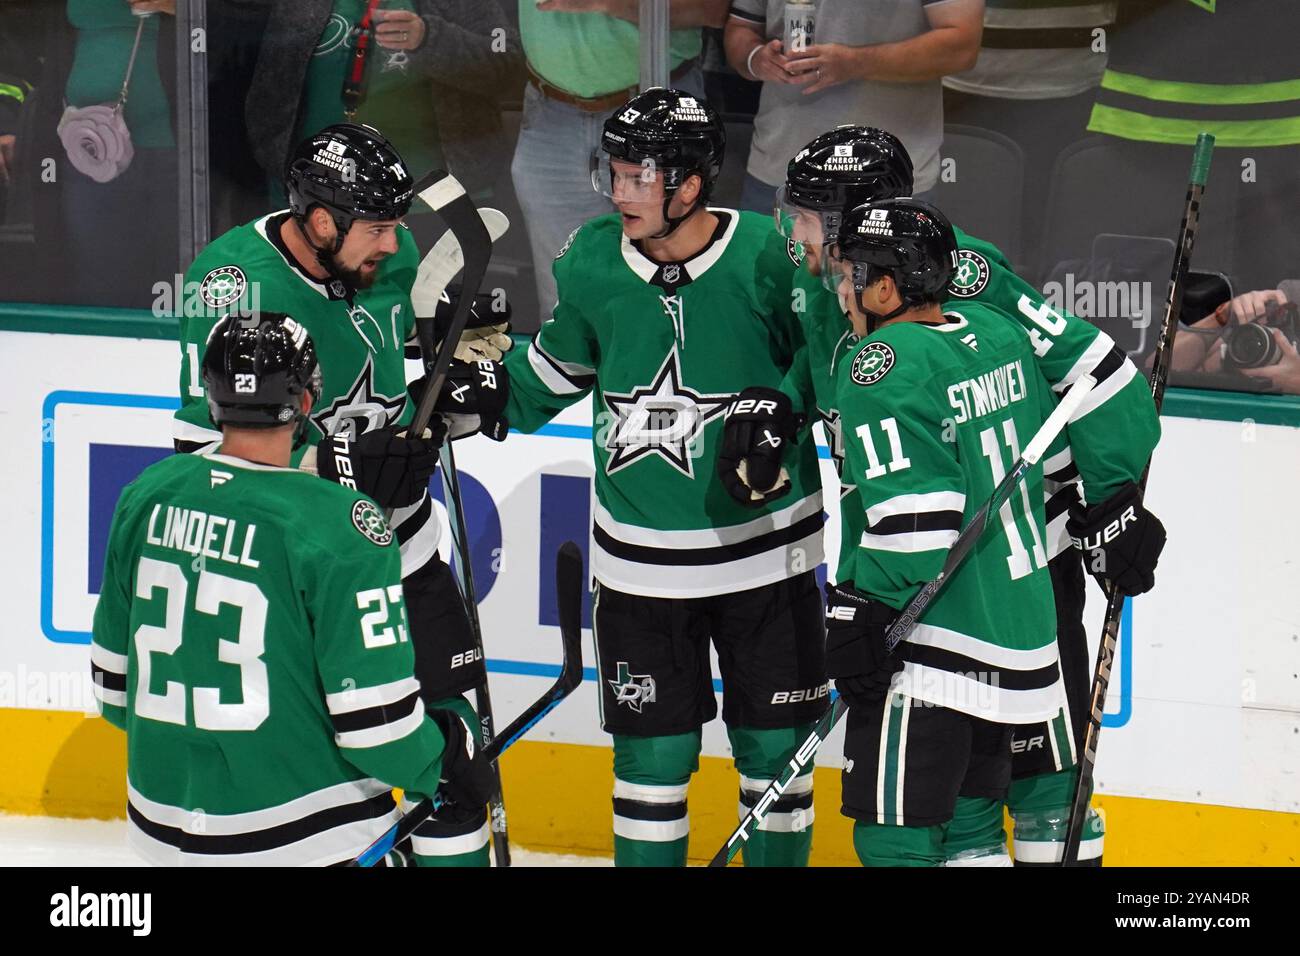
[{"x1": 1165, "y1": 285, "x2": 1300, "y2": 395}]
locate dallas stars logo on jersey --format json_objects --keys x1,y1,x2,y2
[
  {"x1": 312, "y1": 356, "x2": 407, "y2": 439},
  {"x1": 600, "y1": 349, "x2": 730, "y2": 478},
  {"x1": 949, "y1": 250, "x2": 990, "y2": 298}
]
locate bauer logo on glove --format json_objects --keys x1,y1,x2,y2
[{"x1": 716, "y1": 386, "x2": 804, "y2": 508}]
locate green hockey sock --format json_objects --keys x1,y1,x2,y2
[
  {"x1": 612, "y1": 731, "x2": 701, "y2": 867},
  {"x1": 729, "y1": 724, "x2": 816, "y2": 867}
]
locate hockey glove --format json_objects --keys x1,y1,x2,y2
[
  {"x1": 824, "y1": 581, "x2": 904, "y2": 709},
  {"x1": 315, "y1": 424, "x2": 444, "y2": 509},
  {"x1": 1068, "y1": 481, "x2": 1166, "y2": 596},
  {"x1": 717, "y1": 386, "x2": 803, "y2": 508},
  {"x1": 410, "y1": 359, "x2": 510, "y2": 442},
  {"x1": 432, "y1": 287, "x2": 514, "y2": 363},
  {"x1": 427, "y1": 708, "x2": 496, "y2": 810}
]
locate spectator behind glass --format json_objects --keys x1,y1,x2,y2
[
  {"x1": 512, "y1": 0, "x2": 728, "y2": 314},
  {"x1": 60, "y1": 0, "x2": 178, "y2": 310},
  {"x1": 1165, "y1": 284, "x2": 1300, "y2": 396},
  {"x1": 724, "y1": 0, "x2": 983, "y2": 214},
  {"x1": 244, "y1": 0, "x2": 522, "y2": 205},
  {"x1": 943, "y1": 0, "x2": 1116, "y2": 279}
]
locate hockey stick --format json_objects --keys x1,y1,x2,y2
[
  {"x1": 383, "y1": 168, "x2": 491, "y2": 523},
  {"x1": 412, "y1": 209, "x2": 515, "y2": 866},
  {"x1": 709, "y1": 372, "x2": 1100, "y2": 867},
  {"x1": 1061, "y1": 132, "x2": 1215, "y2": 867},
  {"x1": 350, "y1": 541, "x2": 586, "y2": 867}
]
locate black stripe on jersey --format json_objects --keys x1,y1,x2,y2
[
  {"x1": 867, "y1": 510, "x2": 964, "y2": 537},
  {"x1": 393, "y1": 495, "x2": 433, "y2": 545},
  {"x1": 593, "y1": 511, "x2": 825, "y2": 567},
  {"x1": 1045, "y1": 487, "x2": 1080, "y2": 525},
  {"x1": 128, "y1": 790, "x2": 397, "y2": 855},
  {"x1": 612, "y1": 798, "x2": 687, "y2": 822},
  {"x1": 1087, "y1": 345, "x2": 1126, "y2": 388},
  {"x1": 534, "y1": 336, "x2": 596, "y2": 391},
  {"x1": 739, "y1": 789, "x2": 813, "y2": 813},
  {"x1": 902, "y1": 645, "x2": 1062, "y2": 692},
  {"x1": 91, "y1": 663, "x2": 126, "y2": 693},
  {"x1": 329, "y1": 690, "x2": 423, "y2": 734},
  {"x1": 1045, "y1": 460, "x2": 1080, "y2": 485}
]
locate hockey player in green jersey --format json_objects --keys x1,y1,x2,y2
[
  {"x1": 92, "y1": 313, "x2": 494, "y2": 866},
  {"x1": 468, "y1": 89, "x2": 829, "y2": 866},
  {"x1": 823, "y1": 198, "x2": 1080, "y2": 866},
  {"x1": 170, "y1": 124, "x2": 505, "y2": 865},
  {"x1": 720, "y1": 125, "x2": 1166, "y2": 865}
]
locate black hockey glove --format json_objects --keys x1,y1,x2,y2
[
  {"x1": 432, "y1": 287, "x2": 514, "y2": 363},
  {"x1": 717, "y1": 386, "x2": 804, "y2": 508},
  {"x1": 1068, "y1": 481, "x2": 1166, "y2": 596},
  {"x1": 427, "y1": 708, "x2": 496, "y2": 810},
  {"x1": 824, "y1": 581, "x2": 904, "y2": 709},
  {"x1": 316, "y1": 424, "x2": 444, "y2": 509},
  {"x1": 410, "y1": 359, "x2": 510, "y2": 442}
]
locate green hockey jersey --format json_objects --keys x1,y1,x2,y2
[
  {"x1": 172, "y1": 212, "x2": 419, "y2": 451},
  {"x1": 783, "y1": 226, "x2": 1160, "y2": 571},
  {"x1": 504, "y1": 209, "x2": 824, "y2": 598},
  {"x1": 835, "y1": 305, "x2": 1064, "y2": 724},
  {"x1": 91, "y1": 451, "x2": 448, "y2": 866}
]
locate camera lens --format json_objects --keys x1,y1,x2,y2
[{"x1": 1223, "y1": 323, "x2": 1280, "y2": 370}]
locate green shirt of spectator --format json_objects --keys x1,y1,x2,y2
[
  {"x1": 519, "y1": 0, "x2": 702, "y2": 98},
  {"x1": 65, "y1": 0, "x2": 174, "y2": 149}
]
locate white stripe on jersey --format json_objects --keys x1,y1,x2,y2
[
  {"x1": 128, "y1": 809, "x2": 400, "y2": 867},
  {"x1": 739, "y1": 801, "x2": 815, "y2": 833},
  {"x1": 592, "y1": 523, "x2": 824, "y2": 599},
  {"x1": 866, "y1": 490, "x2": 967, "y2": 524},
  {"x1": 594, "y1": 493, "x2": 822, "y2": 550},
  {"x1": 612, "y1": 815, "x2": 691, "y2": 843},
  {"x1": 90, "y1": 641, "x2": 128, "y2": 677},
  {"x1": 391, "y1": 493, "x2": 440, "y2": 578},
  {"x1": 906, "y1": 622, "x2": 1060, "y2": 671},
  {"x1": 861, "y1": 528, "x2": 959, "y2": 554},
  {"x1": 324, "y1": 676, "x2": 422, "y2": 715},
  {"x1": 127, "y1": 778, "x2": 394, "y2": 836},
  {"x1": 334, "y1": 699, "x2": 424, "y2": 750},
  {"x1": 1071, "y1": 359, "x2": 1137, "y2": 423},
  {"x1": 93, "y1": 683, "x2": 127, "y2": 709},
  {"x1": 895, "y1": 665, "x2": 1064, "y2": 724},
  {"x1": 528, "y1": 338, "x2": 593, "y2": 395}
]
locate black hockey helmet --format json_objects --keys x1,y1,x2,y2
[
  {"x1": 593, "y1": 88, "x2": 725, "y2": 236},
  {"x1": 825, "y1": 198, "x2": 959, "y2": 325},
  {"x1": 778, "y1": 126, "x2": 914, "y2": 246},
  {"x1": 285, "y1": 123, "x2": 415, "y2": 246},
  {"x1": 202, "y1": 312, "x2": 322, "y2": 445}
]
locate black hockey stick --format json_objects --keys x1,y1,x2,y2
[
  {"x1": 383, "y1": 167, "x2": 491, "y2": 522},
  {"x1": 709, "y1": 372, "x2": 1100, "y2": 867},
  {"x1": 412, "y1": 304, "x2": 512, "y2": 868},
  {"x1": 350, "y1": 541, "x2": 586, "y2": 867},
  {"x1": 1061, "y1": 132, "x2": 1215, "y2": 867}
]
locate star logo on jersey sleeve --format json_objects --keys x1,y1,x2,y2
[
  {"x1": 310, "y1": 356, "x2": 407, "y2": 440},
  {"x1": 600, "y1": 348, "x2": 731, "y2": 478}
]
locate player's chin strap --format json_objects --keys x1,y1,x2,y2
[
  {"x1": 294, "y1": 212, "x2": 357, "y2": 300},
  {"x1": 854, "y1": 290, "x2": 912, "y2": 335},
  {"x1": 650, "y1": 176, "x2": 708, "y2": 240}
]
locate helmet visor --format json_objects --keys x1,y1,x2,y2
[
  {"x1": 821, "y1": 243, "x2": 877, "y2": 296},
  {"x1": 591, "y1": 151, "x2": 673, "y2": 202},
  {"x1": 774, "y1": 184, "x2": 838, "y2": 248}
]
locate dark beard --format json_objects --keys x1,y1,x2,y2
[{"x1": 332, "y1": 258, "x2": 379, "y2": 290}]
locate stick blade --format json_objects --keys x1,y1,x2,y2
[{"x1": 555, "y1": 541, "x2": 586, "y2": 692}]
